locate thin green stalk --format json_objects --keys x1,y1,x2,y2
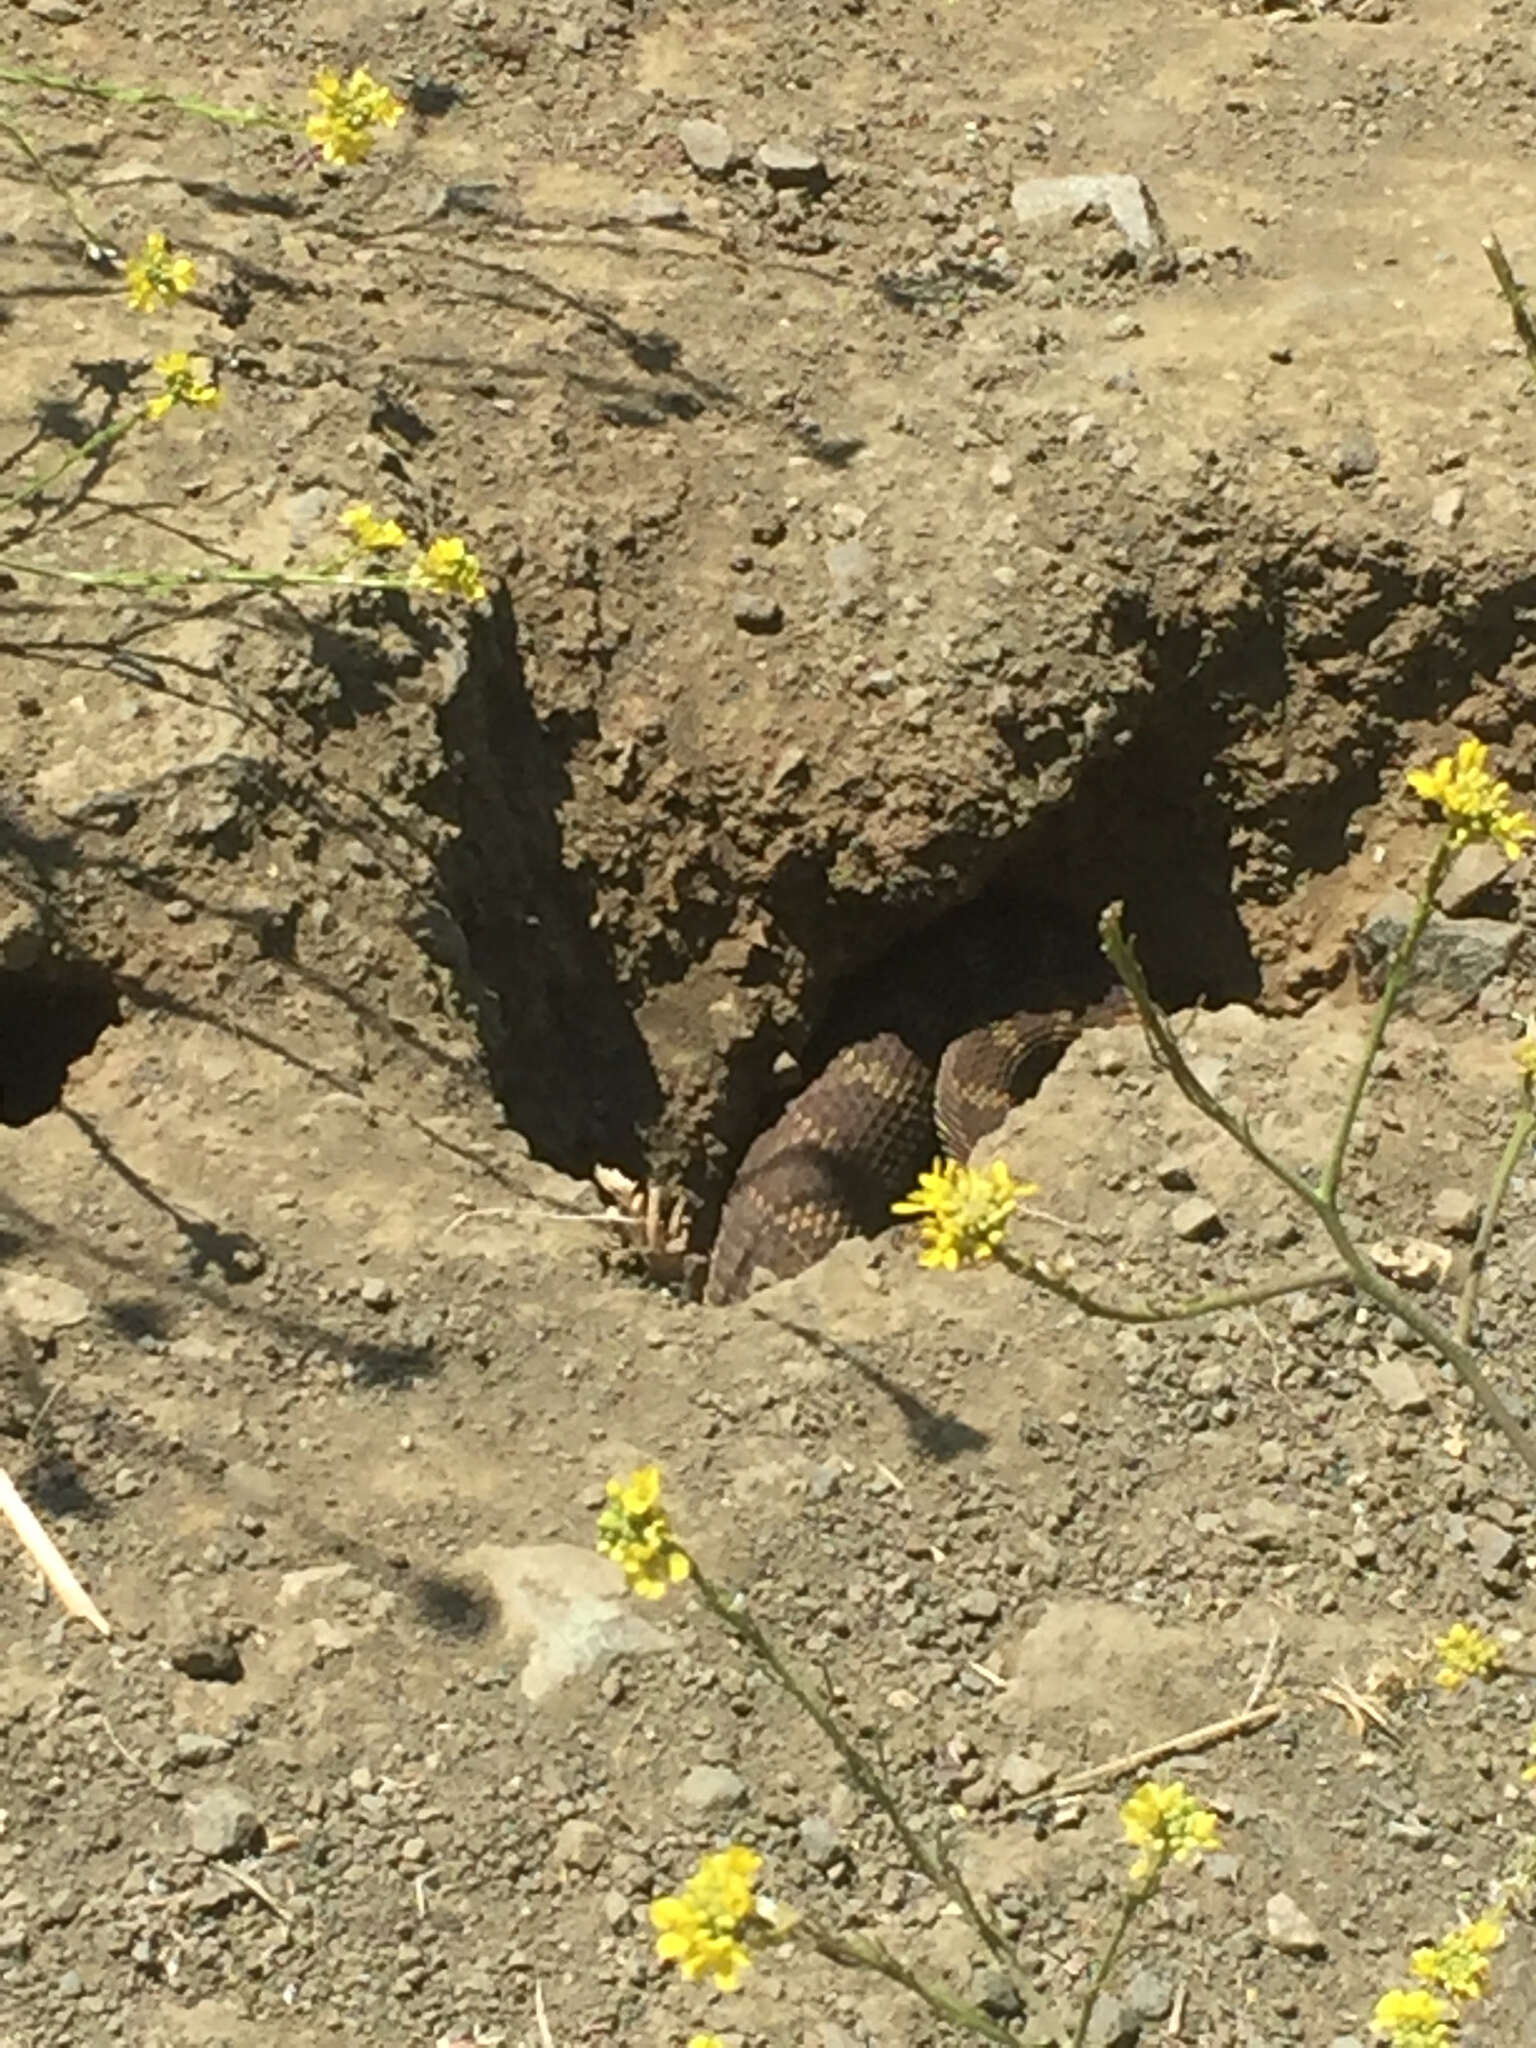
[
  {"x1": 0, "y1": 64, "x2": 285, "y2": 131},
  {"x1": 0, "y1": 556, "x2": 409, "y2": 595},
  {"x1": 1070, "y1": 1883, "x2": 1151, "y2": 2048},
  {"x1": 1000, "y1": 1252, "x2": 1348, "y2": 1326},
  {"x1": 688, "y1": 1559, "x2": 1022, "y2": 1988},
  {"x1": 1457, "y1": 1086, "x2": 1536, "y2": 1345},
  {"x1": 1319, "y1": 835, "x2": 1453, "y2": 1206},
  {"x1": 805, "y1": 1918, "x2": 1035, "y2": 2046},
  {"x1": 1483, "y1": 233, "x2": 1536, "y2": 380},
  {"x1": 0, "y1": 108, "x2": 107, "y2": 250},
  {"x1": 0, "y1": 413, "x2": 144, "y2": 512}
]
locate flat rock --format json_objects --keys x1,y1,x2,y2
[
  {"x1": 1265, "y1": 1890, "x2": 1326, "y2": 1954},
  {"x1": 679, "y1": 1763, "x2": 748, "y2": 1814},
  {"x1": 186, "y1": 1785, "x2": 262, "y2": 1860},
  {"x1": 631, "y1": 188, "x2": 688, "y2": 225},
  {"x1": 1356, "y1": 894, "x2": 1521, "y2": 1011},
  {"x1": 757, "y1": 138, "x2": 826, "y2": 188},
  {"x1": 1428, "y1": 1187, "x2": 1480, "y2": 1240},
  {"x1": 1170, "y1": 1195, "x2": 1223, "y2": 1242},
  {"x1": 1365, "y1": 1355, "x2": 1431, "y2": 1415},
  {"x1": 1, "y1": 1271, "x2": 91, "y2": 1340},
  {"x1": 459, "y1": 1542, "x2": 668, "y2": 1703},
  {"x1": 678, "y1": 117, "x2": 734, "y2": 176},
  {"x1": 1010, "y1": 172, "x2": 1165, "y2": 254},
  {"x1": 1439, "y1": 839, "x2": 1510, "y2": 914}
]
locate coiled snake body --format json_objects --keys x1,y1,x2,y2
[{"x1": 705, "y1": 996, "x2": 1122, "y2": 1304}]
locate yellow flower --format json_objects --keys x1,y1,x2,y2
[
  {"x1": 123, "y1": 230, "x2": 197, "y2": 313},
  {"x1": 1433, "y1": 1620, "x2": 1503, "y2": 1690},
  {"x1": 688, "y1": 2039, "x2": 728, "y2": 2048},
  {"x1": 1407, "y1": 736, "x2": 1534, "y2": 860},
  {"x1": 410, "y1": 534, "x2": 487, "y2": 603},
  {"x1": 339, "y1": 502, "x2": 409, "y2": 552},
  {"x1": 1410, "y1": 1912, "x2": 1504, "y2": 2002},
  {"x1": 1119, "y1": 1779, "x2": 1220, "y2": 1883},
  {"x1": 650, "y1": 1846, "x2": 763, "y2": 1992},
  {"x1": 144, "y1": 350, "x2": 221, "y2": 422},
  {"x1": 1515, "y1": 1019, "x2": 1536, "y2": 1080},
  {"x1": 1371, "y1": 1986, "x2": 1454, "y2": 2047},
  {"x1": 892, "y1": 1157, "x2": 1035, "y2": 1271},
  {"x1": 596, "y1": 1463, "x2": 690, "y2": 1600},
  {"x1": 305, "y1": 66, "x2": 405, "y2": 166}
]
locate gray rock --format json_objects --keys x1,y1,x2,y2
[
  {"x1": 1356, "y1": 894, "x2": 1520, "y2": 1011},
  {"x1": 1430, "y1": 485, "x2": 1465, "y2": 529},
  {"x1": 1265, "y1": 1890, "x2": 1325, "y2": 1954},
  {"x1": 1170, "y1": 1195, "x2": 1223, "y2": 1243},
  {"x1": 168, "y1": 1622, "x2": 244, "y2": 1685},
  {"x1": 733, "y1": 592, "x2": 783, "y2": 634},
  {"x1": 186, "y1": 1785, "x2": 262, "y2": 1860},
  {"x1": 1429, "y1": 1188, "x2": 1481, "y2": 1240},
  {"x1": 757, "y1": 139, "x2": 826, "y2": 188},
  {"x1": 1000, "y1": 1750, "x2": 1057, "y2": 1798},
  {"x1": 1124, "y1": 1968, "x2": 1174, "y2": 2020},
  {"x1": 960, "y1": 1586, "x2": 1001, "y2": 1623},
  {"x1": 678, "y1": 117, "x2": 734, "y2": 176},
  {"x1": 970, "y1": 1964, "x2": 1026, "y2": 2020},
  {"x1": 808, "y1": 1459, "x2": 843, "y2": 1501},
  {"x1": 825, "y1": 538, "x2": 875, "y2": 606},
  {"x1": 1365, "y1": 1355, "x2": 1431, "y2": 1415},
  {"x1": 359, "y1": 1275, "x2": 394, "y2": 1310},
  {"x1": 1467, "y1": 1517, "x2": 1519, "y2": 1575},
  {"x1": 798, "y1": 1813, "x2": 842, "y2": 1867},
  {"x1": 553, "y1": 1818, "x2": 606, "y2": 1873},
  {"x1": 460, "y1": 1542, "x2": 669, "y2": 1704},
  {"x1": 1440, "y1": 839, "x2": 1511, "y2": 915},
  {"x1": 631, "y1": 189, "x2": 688, "y2": 226},
  {"x1": 174, "y1": 1731, "x2": 233, "y2": 1766},
  {"x1": 0, "y1": 1924, "x2": 27, "y2": 1960},
  {"x1": 1082, "y1": 1991, "x2": 1141, "y2": 2046},
  {"x1": 1010, "y1": 173, "x2": 1165, "y2": 255},
  {"x1": 1330, "y1": 430, "x2": 1379, "y2": 482},
  {"x1": 56, "y1": 1966, "x2": 83, "y2": 1997},
  {"x1": 1155, "y1": 1156, "x2": 1195, "y2": 1190},
  {"x1": 679, "y1": 1763, "x2": 748, "y2": 1815}
]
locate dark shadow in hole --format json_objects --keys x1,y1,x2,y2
[
  {"x1": 347, "y1": 1341, "x2": 439, "y2": 1390},
  {"x1": 423, "y1": 588, "x2": 662, "y2": 1182},
  {"x1": 411, "y1": 1572, "x2": 495, "y2": 1639},
  {"x1": 27, "y1": 1457, "x2": 104, "y2": 1522},
  {"x1": 0, "y1": 967, "x2": 121, "y2": 1126},
  {"x1": 750, "y1": 1308, "x2": 990, "y2": 1462},
  {"x1": 100, "y1": 1297, "x2": 170, "y2": 1342}
]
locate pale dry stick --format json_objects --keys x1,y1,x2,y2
[
  {"x1": 1483, "y1": 232, "x2": 1536, "y2": 379},
  {"x1": 1166, "y1": 1981, "x2": 1188, "y2": 2037},
  {"x1": 221, "y1": 1863, "x2": 291, "y2": 1923},
  {"x1": 1243, "y1": 1619, "x2": 1283, "y2": 1713},
  {"x1": 0, "y1": 1460, "x2": 109, "y2": 1634},
  {"x1": 532, "y1": 1979, "x2": 557, "y2": 2048},
  {"x1": 1048, "y1": 1701, "x2": 1284, "y2": 1802},
  {"x1": 1456, "y1": 1086, "x2": 1536, "y2": 1346}
]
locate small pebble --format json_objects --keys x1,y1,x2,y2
[
  {"x1": 1170, "y1": 1195, "x2": 1223, "y2": 1243},
  {"x1": 733, "y1": 592, "x2": 783, "y2": 634},
  {"x1": 1266, "y1": 1891, "x2": 1326, "y2": 1954}
]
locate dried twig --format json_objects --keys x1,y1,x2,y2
[
  {"x1": 0, "y1": 1460, "x2": 109, "y2": 1635},
  {"x1": 532, "y1": 1979, "x2": 557, "y2": 2048},
  {"x1": 1051, "y1": 1701, "x2": 1284, "y2": 1799},
  {"x1": 1483, "y1": 232, "x2": 1536, "y2": 378}
]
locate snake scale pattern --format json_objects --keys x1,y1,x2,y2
[{"x1": 705, "y1": 996, "x2": 1123, "y2": 1304}]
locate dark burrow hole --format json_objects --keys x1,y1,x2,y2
[{"x1": 0, "y1": 964, "x2": 121, "y2": 1126}]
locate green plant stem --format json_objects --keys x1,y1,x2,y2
[
  {"x1": 0, "y1": 109, "x2": 107, "y2": 251},
  {"x1": 687, "y1": 1559, "x2": 1022, "y2": 1990},
  {"x1": 1483, "y1": 232, "x2": 1536, "y2": 380},
  {"x1": 1069, "y1": 1883, "x2": 1152, "y2": 2048},
  {"x1": 1100, "y1": 903, "x2": 1536, "y2": 1486},
  {"x1": 0, "y1": 64, "x2": 286, "y2": 131},
  {"x1": 1319, "y1": 835, "x2": 1453, "y2": 1206},
  {"x1": 0, "y1": 555, "x2": 412, "y2": 596},
  {"x1": 804, "y1": 1918, "x2": 1036, "y2": 2046},
  {"x1": 1, "y1": 413, "x2": 144, "y2": 512},
  {"x1": 999, "y1": 1252, "x2": 1348, "y2": 1326},
  {"x1": 1457, "y1": 1085, "x2": 1536, "y2": 1345}
]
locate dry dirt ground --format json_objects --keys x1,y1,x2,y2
[{"x1": 4, "y1": 0, "x2": 1536, "y2": 2042}]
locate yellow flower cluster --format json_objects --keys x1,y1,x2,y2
[
  {"x1": 1373, "y1": 1910, "x2": 1505, "y2": 2045},
  {"x1": 1406, "y1": 737, "x2": 1534, "y2": 861},
  {"x1": 1119, "y1": 1779, "x2": 1220, "y2": 1883},
  {"x1": 596, "y1": 1463, "x2": 690, "y2": 1600},
  {"x1": 1411, "y1": 1914, "x2": 1504, "y2": 2002},
  {"x1": 650, "y1": 1845, "x2": 762, "y2": 1991},
  {"x1": 123, "y1": 229, "x2": 197, "y2": 313},
  {"x1": 892, "y1": 1157, "x2": 1035, "y2": 1271},
  {"x1": 336, "y1": 507, "x2": 487, "y2": 602},
  {"x1": 306, "y1": 66, "x2": 405, "y2": 166},
  {"x1": 1433, "y1": 1621, "x2": 1503, "y2": 1690},
  {"x1": 144, "y1": 350, "x2": 220, "y2": 421},
  {"x1": 1372, "y1": 1986, "x2": 1453, "y2": 2048},
  {"x1": 1515, "y1": 1020, "x2": 1536, "y2": 1081}
]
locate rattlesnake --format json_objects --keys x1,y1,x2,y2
[{"x1": 704, "y1": 994, "x2": 1124, "y2": 1305}]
